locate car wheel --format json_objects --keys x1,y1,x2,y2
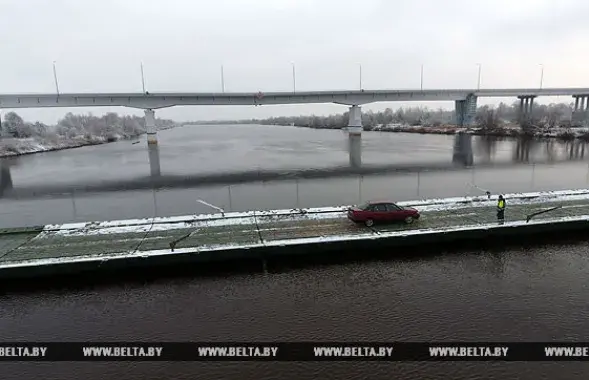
[
  {"x1": 364, "y1": 219, "x2": 374, "y2": 227},
  {"x1": 404, "y1": 216, "x2": 414, "y2": 224}
]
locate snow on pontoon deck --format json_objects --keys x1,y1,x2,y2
[{"x1": 2, "y1": 189, "x2": 589, "y2": 271}]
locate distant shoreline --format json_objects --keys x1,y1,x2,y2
[
  {"x1": 0, "y1": 135, "x2": 142, "y2": 159},
  {"x1": 0, "y1": 124, "x2": 182, "y2": 159},
  {"x1": 190, "y1": 121, "x2": 589, "y2": 141},
  {"x1": 294, "y1": 124, "x2": 589, "y2": 141}
]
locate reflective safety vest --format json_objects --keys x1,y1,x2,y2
[{"x1": 497, "y1": 199, "x2": 505, "y2": 210}]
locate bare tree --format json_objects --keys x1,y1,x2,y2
[
  {"x1": 2, "y1": 111, "x2": 175, "y2": 142},
  {"x1": 193, "y1": 100, "x2": 578, "y2": 131},
  {"x1": 476, "y1": 108, "x2": 499, "y2": 130}
]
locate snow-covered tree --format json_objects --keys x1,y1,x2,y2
[
  {"x1": 0, "y1": 111, "x2": 175, "y2": 141},
  {"x1": 2, "y1": 112, "x2": 24, "y2": 137},
  {"x1": 223, "y1": 101, "x2": 578, "y2": 130}
]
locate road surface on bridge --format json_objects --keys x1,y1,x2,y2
[{"x1": 1, "y1": 189, "x2": 588, "y2": 272}]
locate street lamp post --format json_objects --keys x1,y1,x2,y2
[
  {"x1": 53, "y1": 61, "x2": 60, "y2": 95},
  {"x1": 221, "y1": 65, "x2": 225, "y2": 93},
  {"x1": 291, "y1": 63, "x2": 296, "y2": 93},
  {"x1": 539, "y1": 64, "x2": 544, "y2": 89},
  {"x1": 140, "y1": 62, "x2": 147, "y2": 93},
  {"x1": 359, "y1": 64, "x2": 362, "y2": 90},
  {"x1": 420, "y1": 64, "x2": 424, "y2": 91},
  {"x1": 477, "y1": 63, "x2": 482, "y2": 90}
]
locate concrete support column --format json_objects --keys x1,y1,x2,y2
[
  {"x1": 348, "y1": 105, "x2": 362, "y2": 135},
  {"x1": 347, "y1": 105, "x2": 362, "y2": 168},
  {"x1": 455, "y1": 100, "x2": 464, "y2": 126},
  {"x1": 581, "y1": 96, "x2": 585, "y2": 126},
  {"x1": 580, "y1": 97, "x2": 585, "y2": 125},
  {"x1": 454, "y1": 94, "x2": 477, "y2": 127},
  {"x1": 572, "y1": 95, "x2": 589, "y2": 127},
  {"x1": 583, "y1": 97, "x2": 589, "y2": 127},
  {"x1": 145, "y1": 109, "x2": 157, "y2": 145},
  {"x1": 572, "y1": 95, "x2": 580, "y2": 125},
  {"x1": 517, "y1": 96, "x2": 536, "y2": 125},
  {"x1": 518, "y1": 97, "x2": 525, "y2": 123}
]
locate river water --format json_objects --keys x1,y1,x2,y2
[
  {"x1": 1, "y1": 124, "x2": 588, "y2": 228},
  {"x1": 2, "y1": 125, "x2": 589, "y2": 379}
]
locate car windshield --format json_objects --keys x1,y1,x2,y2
[{"x1": 357, "y1": 202, "x2": 371, "y2": 210}]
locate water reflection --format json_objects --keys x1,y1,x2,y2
[
  {"x1": 347, "y1": 133, "x2": 588, "y2": 169},
  {"x1": 2, "y1": 133, "x2": 589, "y2": 201},
  {"x1": 0, "y1": 156, "x2": 17, "y2": 196},
  {"x1": 472, "y1": 136, "x2": 589, "y2": 163},
  {"x1": 513, "y1": 137, "x2": 536, "y2": 162},
  {"x1": 452, "y1": 133, "x2": 473, "y2": 166},
  {"x1": 148, "y1": 144, "x2": 161, "y2": 178},
  {"x1": 474, "y1": 136, "x2": 498, "y2": 163},
  {"x1": 567, "y1": 141, "x2": 585, "y2": 159},
  {"x1": 348, "y1": 133, "x2": 362, "y2": 168},
  {"x1": 545, "y1": 140, "x2": 557, "y2": 162}
]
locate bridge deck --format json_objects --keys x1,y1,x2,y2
[
  {"x1": 1, "y1": 88, "x2": 588, "y2": 109},
  {"x1": 1, "y1": 190, "x2": 589, "y2": 268}
]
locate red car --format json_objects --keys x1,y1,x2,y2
[{"x1": 347, "y1": 201, "x2": 420, "y2": 227}]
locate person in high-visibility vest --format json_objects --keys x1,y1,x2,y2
[{"x1": 497, "y1": 195, "x2": 506, "y2": 223}]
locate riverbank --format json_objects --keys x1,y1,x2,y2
[
  {"x1": 0, "y1": 135, "x2": 140, "y2": 158},
  {"x1": 371, "y1": 124, "x2": 589, "y2": 140},
  {"x1": 0, "y1": 125, "x2": 177, "y2": 158},
  {"x1": 2, "y1": 189, "x2": 589, "y2": 281},
  {"x1": 304, "y1": 123, "x2": 589, "y2": 141}
]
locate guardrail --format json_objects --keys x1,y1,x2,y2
[{"x1": 36, "y1": 188, "x2": 589, "y2": 234}]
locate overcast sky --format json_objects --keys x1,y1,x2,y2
[{"x1": 1, "y1": 0, "x2": 589, "y2": 123}]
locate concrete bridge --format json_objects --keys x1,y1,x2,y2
[
  {"x1": 1, "y1": 87, "x2": 589, "y2": 146},
  {"x1": 1, "y1": 87, "x2": 589, "y2": 184}
]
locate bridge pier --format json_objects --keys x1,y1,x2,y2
[
  {"x1": 517, "y1": 95, "x2": 536, "y2": 125},
  {"x1": 145, "y1": 109, "x2": 157, "y2": 145},
  {"x1": 347, "y1": 105, "x2": 362, "y2": 135},
  {"x1": 572, "y1": 95, "x2": 589, "y2": 127},
  {"x1": 347, "y1": 105, "x2": 362, "y2": 168},
  {"x1": 454, "y1": 94, "x2": 477, "y2": 127}
]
